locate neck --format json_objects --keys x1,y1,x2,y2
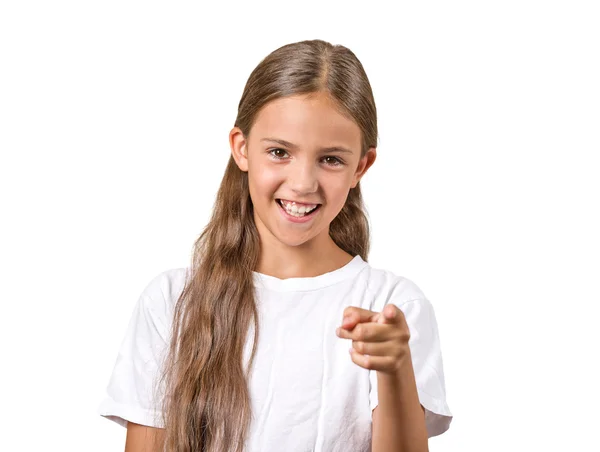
[{"x1": 255, "y1": 236, "x2": 353, "y2": 279}]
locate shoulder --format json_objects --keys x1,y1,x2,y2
[
  {"x1": 141, "y1": 267, "x2": 190, "y2": 300},
  {"x1": 359, "y1": 261, "x2": 427, "y2": 311},
  {"x1": 138, "y1": 267, "x2": 190, "y2": 317}
]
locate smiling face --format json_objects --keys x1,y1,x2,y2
[{"x1": 230, "y1": 92, "x2": 376, "y2": 252}]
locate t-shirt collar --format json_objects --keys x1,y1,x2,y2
[{"x1": 252, "y1": 254, "x2": 367, "y2": 292}]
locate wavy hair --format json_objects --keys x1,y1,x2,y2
[{"x1": 156, "y1": 39, "x2": 378, "y2": 451}]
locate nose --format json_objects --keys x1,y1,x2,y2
[{"x1": 286, "y1": 157, "x2": 318, "y2": 195}]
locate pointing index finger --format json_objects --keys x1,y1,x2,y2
[{"x1": 378, "y1": 304, "x2": 403, "y2": 325}]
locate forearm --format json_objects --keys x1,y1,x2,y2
[{"x1": 372, "y1": 354, "x2": 428, "y2": 452}]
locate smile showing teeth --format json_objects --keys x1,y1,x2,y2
[{"x1": 277, "y1": 199, "x2": 320, "y2": 217}]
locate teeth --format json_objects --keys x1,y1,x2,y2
[
  {"x1": 279, "y1": 199, "x2": 318, "y2": 217},
  {"x1": 280, "y1": 199, "x2": 318, "y2": 210}
]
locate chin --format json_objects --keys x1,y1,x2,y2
[{"x1": 276, "y1": 234, "x2": 315, "y2": 248}]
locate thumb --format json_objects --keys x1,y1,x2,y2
[{"x1": 341, "y1": 307, "x2": 378, "y2": 330}]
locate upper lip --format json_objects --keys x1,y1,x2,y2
[{"x1": 277, "y1": 198, "x2": 321, "y2": 205}]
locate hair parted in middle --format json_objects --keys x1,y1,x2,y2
[{"x1": 156, "y1": 39, "x2": 379, "y2": 452}]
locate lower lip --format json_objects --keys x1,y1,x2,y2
[{"x1": 277, "y1": 200, "x2": 321, "y2": 223}]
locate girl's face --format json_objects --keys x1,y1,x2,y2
[{"x1": 230, "y1": 92, "x2": 376, "y2": 250}]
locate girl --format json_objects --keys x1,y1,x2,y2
[{"x1": 98, "y1": 39, "x2": 453, "y2": 452}]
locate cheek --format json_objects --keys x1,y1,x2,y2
[
  {"x1": 323, "y1": 177, "x2": 352, "y2": 202},
  {"x1": 249, "y1": 166, "x2": 280, "y2": 198}
]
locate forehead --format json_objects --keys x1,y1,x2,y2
[{"x1": 249, "y1": 94, "x2": 362, "y2": 149}]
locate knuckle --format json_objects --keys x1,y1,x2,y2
[
  {"x1": 395, "y1": 346, "x2": 406, "y2": 359},
  {"x1": 356, "y1": 341, "x2": 365, "y2": 353},
  {"x1": 396, "y1": 329, "x2": 410, "y2": 342},
  {"x1": 355, "y1": 325, "x2": 365, "y2": 340},
  {"x1": 363, "y1": 354, "x2": 371, "y2": 369},
  {"x1": 361, "y1": 331, "x2": 368, "y2": 342}
]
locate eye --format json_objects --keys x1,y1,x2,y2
[
  {"x1": 268, "y1": 148, "x2": 289, "y2": 159},
  {"x1": 323, "y1": 156, "x2": 344, "y2": 167},
  {"x1": 268, "y1": 148, "x2": 345, "y2": 167}
]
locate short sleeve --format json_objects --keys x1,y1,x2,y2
[
  {"x1": 97, "y1": 289, "x2": 170, "y2": 428},
  {"x1": 369, "y1": 297, "x2": 453, "y2": 438}
]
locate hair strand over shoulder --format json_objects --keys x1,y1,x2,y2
[{"x1": 155, "y1": 39, "x2": 378, "y2": 451}]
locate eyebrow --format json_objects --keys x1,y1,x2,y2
[{"x1": 261, "y1": 137, "x2": 354, "y2": 154}]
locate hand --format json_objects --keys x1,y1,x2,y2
[{"x1": 335, "y1": 305, "x2": 411, "y2": 375}]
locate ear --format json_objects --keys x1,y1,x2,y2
[
  {"x1": 230, "y1": 126, "x2": 249, "y2": 172},
  {"x1": 350, "y1": 147, "x2": 377, "y2": 188}
]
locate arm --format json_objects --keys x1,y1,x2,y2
[
  {"x1": 371, "y1": 353, "x2": 429, "y2": 452},
  {"x1": 336, "y1": 304, "x2": 431, "y2": 452},
  {"x1": 125, "y1": 422, "x2": 165, "y2": 452}
]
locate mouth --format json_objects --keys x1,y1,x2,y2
[{"x1": 276, "y1": 199, "x2": 322, "y2": 219}]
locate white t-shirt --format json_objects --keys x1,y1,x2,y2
[{"x1": 98, "y1": 255, "x2": 453, "y2": 450}]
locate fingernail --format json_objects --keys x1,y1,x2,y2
[
  {"x1": 348, "y1": 347, "x2": 354, "y2": 354},
  {"x1": 336, "y1": 327, "x2": 340, "y2": 335}
]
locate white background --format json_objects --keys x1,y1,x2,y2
[{"x1": 1, "y1": 1, "x2": 598, "y2": 450}]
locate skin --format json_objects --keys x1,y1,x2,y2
[
  {"x1": 125, "y1": 422, "x2": 165, "y2": 452},
  {"x1": 229, "y1": 91, "x2": 377, "y2": 279}
]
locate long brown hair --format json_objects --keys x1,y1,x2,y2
[{"x1": 156, "y1": 39, "x2": 378, "y2": 451}]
